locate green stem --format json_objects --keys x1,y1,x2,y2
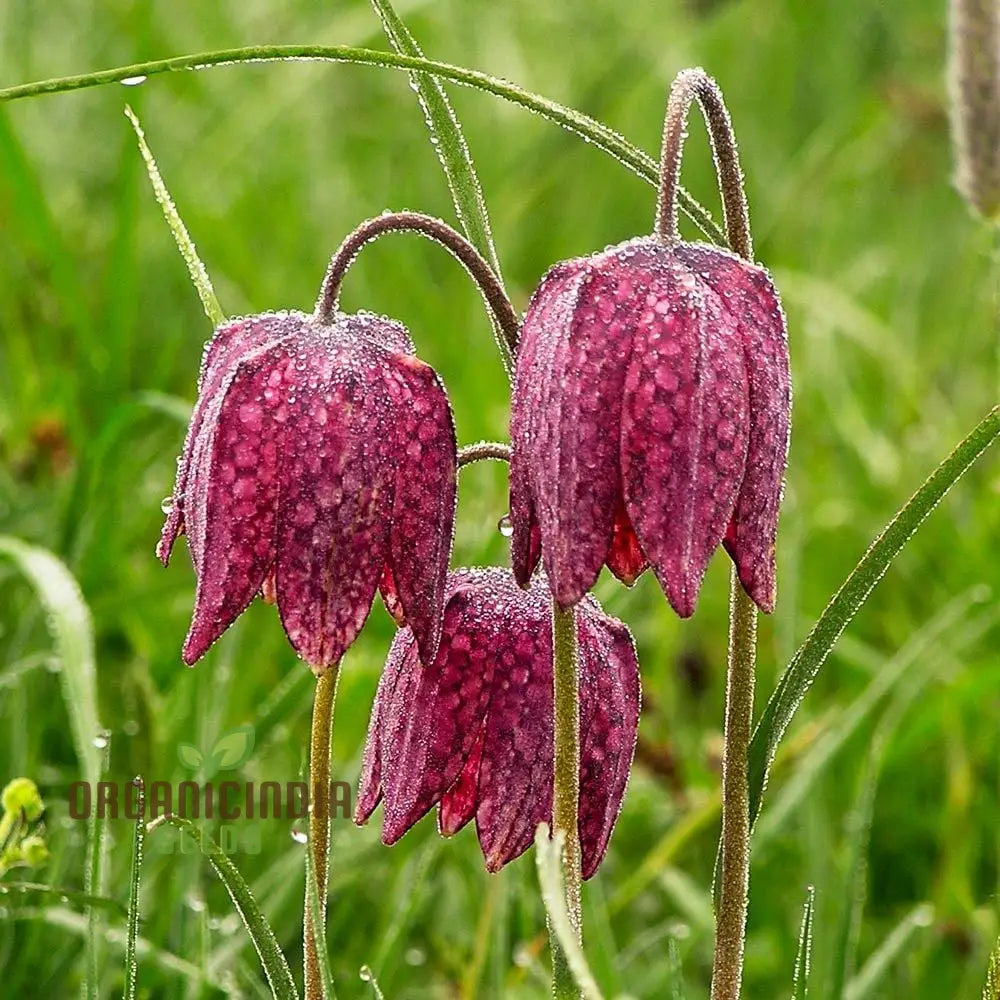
[
  {"x1": 550, "y1": 602, "x2": 581, "y2": 1000},
  {"x1": 711, "y1": 577, "x2": 757, "y2": 1000},
  {"x1": 0, "y1": 45, "x2": 725, "y2": 245},
  {"x1": 305, "y1": 665, "x2": 340, "y2": 1000}
]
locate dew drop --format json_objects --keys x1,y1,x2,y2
[
  {"x1": 291, "y1": 829, "x2": 308, "y2": 844},
  {"x1": 92, "y1": 731, "x2": 110, "y2": 750},
  {"x1": 497, "y1": 514, "x2": 513, "y2": 538},
  {"x1": 160, "y1": 496, "x2": 174, "y2": 515},
  {"x1": 121, "y1": 75, "x2": 147, "y2": 86}
]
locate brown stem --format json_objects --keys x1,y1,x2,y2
[
  {"x1": 550, "y1": 601, "x2": 582, "y2": 999},
  {"x1": 304, "y1": 665, "x2": 339, "y2": 1000},
  {"x1": 711, "y1": 577, "x2": 757, "y2": 1000},
  {"x1": 313, "y1": 211, "x2": 520, "y2": 357},
  {"x1": 655, "y1": 68, "x2": 752, "y2": 257}
]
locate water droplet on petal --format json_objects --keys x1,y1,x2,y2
[
  {"x1": 497, "y1": 514, "x2": 513, "y2": 538},
  {"x1": 160, "y1": 496, "x2": 174, "y2": 515}
]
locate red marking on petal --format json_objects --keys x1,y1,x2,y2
[
  {"x1": 439, "y1": 723, "x2": 486, "y2": 837},
  {"x1": 606, "y1": 497, "x2": 648, "y2": 586},
  {"x1": 673, "y1": 244, "x2": 791, "y2": 612},
  {"x1": 379, "y1": 563, "x2": 404, "y2": 624},
  {"x1": 621, "y1": 265, "x2": 749, "y2": 617}
]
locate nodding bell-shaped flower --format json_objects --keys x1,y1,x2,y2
[
  {"x1": 509, "y1": 70, "x2": 791, "y2": 617},
  {"x1": 355, "y1": 568, "x2": 640, "y2": 878},
  {"x1": 158, "y1": 308, "x2": 457, "y2": 672}
]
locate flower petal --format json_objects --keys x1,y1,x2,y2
[
  {"x1": 181, "y1": 348, "x2": 288, "y2": 664},
  {"x1": 673, "y1": 245, "x2": 791, "y2": 611},
  {"x1": 274, "y1": 344, "x2": 396, "y2": 669},
  {"x1": 621, "y1": 267, "x2": 750, "y2": 616},
  {"x1": 379, "y1": 584, "x2": 496, "y2": 844},
  {"x1": 509, "y1": 265, "x2": 582, "y2": 586},
  {"x1": 158, "y1": 313, "x2": 299, "y2": 565},
  {"x1": 356, "y1": 627, "x2": 414, "y2": 824},
  {"x1": 475, "y1": 591, "x2": 553, "y2": 872},
  {"x1": 577, "y1": 603, "x2": 641, "y2": 879},
  {"x1": 386, "y1": 356, "x2": 457, "y2": 666}
]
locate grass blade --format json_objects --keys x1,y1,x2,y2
[
  {"x1": 534, "y1": 824, "x2": 605, "y2": 1000},
  {"x1": 0, "y1": 537, "x2": 108, "y2": 998},
  {"x1": 371, "y1": 0, "x2": 504, "y2": 281},
  {"x1": 0, "y1": 47, "x2": 724, "y2": 243},
  {"x1": 0, "y1": 883, "x2": 125, "y2": 914},
  {"x1": 749, "y1": 405, "x2": 1000, "y2": 829},
  {"x1": 755, "y1": 585, "x2": 990, "y2": 847},
  {"x1": 122, "y1": 779, "x2": 145, "y2": 1000},
  {"x1": 0, "y1": 537, "x2": 102, "y2": 785},
  {"x1": 146, "y1": 815, "x2": 298, "y2": 1000},
  {"x1": 370, "y1": 0, "x2": 513, "y2": 372},
  {"x1": 842, "y1": 904, "x2": 934, "y2": 1000},
  {"x1": 792, "y1": 885, "x2": 815, "y2": 1000},
  {"x1": 123, "y1": 105, "x2": 224, "y2": 327}
]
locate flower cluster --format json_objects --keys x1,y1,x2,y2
[{"x1": 159, "y1": 71, "x2": 791, "y2": 879}]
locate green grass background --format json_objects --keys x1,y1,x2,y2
[{"x1": 1, "y1": 0, "x2": 998, "y2": 996}]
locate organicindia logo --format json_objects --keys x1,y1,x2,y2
[{"x1": 66, "y1": 724, "x2": 353, "y2": 829}]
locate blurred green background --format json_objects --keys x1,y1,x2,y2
[{"x1": 1, "y1": 0, "x2": 998, "y2": 997}]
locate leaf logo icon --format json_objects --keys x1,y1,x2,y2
[
  {"x1": 176, "y1": 725, "x2": 255, "y2": 778},
  {"x1": 176, "y1": 744, "x2": 203, "y2": 771},
  {"x1": 209, "y1": 725, "x2": 255, "y2": 773}
]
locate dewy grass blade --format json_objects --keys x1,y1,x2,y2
[
  {"x1": 0, "y1": 47, "x2": 725, "y2": 244},
  {"x1": 123, "y1": 779, "x2": 146, "y2": 1000},
  {"x1": 359, "y1": 967, "x2": 385, "y2": 999},
  {"x1": 748, "y1": 405, "x2": 1000, "y2": 829},
  {"x1": 146, "y1": 815, "x2": 298, "y2": 1000},
  {"x1": 371, "y1": 0, "x2": 504, "y2": 283},
  {"x1": 791, "y1": 885, "x2": 815, "y2": 1000},
  {"x1": 0, "y1": 538, "x2": 102, "y2": 785},
  {"x1": 842, "y1": 904, "x2": 934, "y2": 1000},
  {"x1": 0, "y1": 537, "x2": 107, "y2": 999},
  {"x1": 983, "y1": 936, "x2": 1000, "y2": 1000},
  {"x1": 534, "y1": 825, "x2": 606, "y2": 1000},
  {"x1": 370, "y1": 0, "x2": 513, "y2": 374},
  {"x1": 124, "y1": 105, "x2": 225, "y2": 327}
]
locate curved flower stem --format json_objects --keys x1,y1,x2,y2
[
  {"x1": 457, "y1": 441, "x2": 510, "y2": 466},
  {"x1": 656, "y1": 68, "x2": 759, "y2": 1000},
  {"x1": 313, "y1": 211, "x2": 520, "y2": 359},
  {"x1": 550, "y1": 602, "x2": 582, "y2": 999},
  {"x1": 711, "y1": 577, "x2": 757, "y2": 1000},
  {"x1": 655, "y1": 68, "x2": 751, "y2": 257},
  {"x1": 304, "y1": 664, "x2": 340, "y2": 1000}
]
